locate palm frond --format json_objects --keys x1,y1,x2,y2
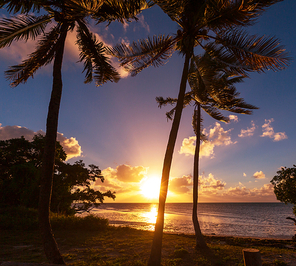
[
  {"x1": 153, "y1": 0, "x2": 187, "y2": 22},
  {"x1": 204, "y1": 0, "x2": 283, "y2": 30},
  {"x1": 202, "y1": 42, "x2": 250, "y2": 76},
  {"x1": 156, "y1": 96, "x2": 177, "y2": 108},
  {"x1": 5, "y1": 24, "x2": 62, "y2": 87},
  {"x1": 0, "y1": 14, "x2": 52, "y2": 48},
  {"x1": 76, "y1": 21, "x2": 120, "y2": 85},
  {"x1": 93, "y1": 0, "x2": 153, "y2": 23},
  {"x1": 201, "y1": 104, "x2": 229, "y2": 123},
  {"x1": 216, "y1": 29, "x2": 290, "y2": 72},
  {"x1": 0, "y1": 0, "x2": 43, "y2": 14},
  {"x1": 108, "y1": 34, "x2": 176, "y2": 76},
  {"x1": 62, "y1": 0, "x2": 105, "y2": 19}
]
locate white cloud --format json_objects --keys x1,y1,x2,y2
[
  {"x1": 261, "y1": 118, "x2": 287, "y2": 142},
  {"x1": 0, "y1": 123, "x2": 82, "y2": 160},
  {"x1": 252, "y1": 171, "x2": 266, "y2": 179},
  {"x1": 239, "y1": 121, "x2": 256, "y2": 137},
  {"x1": 229, "y1": 115, "x2": 238, "y2": 123},
  {"x1": 179, "y1": 122, "x2": 236, "y2": 158}
]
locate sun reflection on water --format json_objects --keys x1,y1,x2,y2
[{"x1": 142, "y1": 206, "x2": 158, "y2": 224}]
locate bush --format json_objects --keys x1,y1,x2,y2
[
  {"x1": 0, "y1": 206, "x2": 109, "y2": 231},
  {"x1": 0, "y1": 206, "x2": 38, "y2": 230},
  {"x1": 51, "y1": 213, "x2": 109, "y2": 231}
]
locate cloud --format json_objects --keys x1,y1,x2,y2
[
  {"x1": 252, "y1": 171, "x2": 266, "y2": 179},
  {"x1": 226, "y1": 183, "x2": 250, "y2": 196},
  {"x1": 56, "y1": 134, "x2": 82, "y2": 160},
  {"x1": 261, "y1": 118, "x2": 287, "y2": 142},
  {"x1": 102, "y1": 164, "x2": 148, "y2": 183},
  {"x1": 169, "y1": 175, "x2": 192, "y2": 194},
  {"x1": 199, "y1": 173, "x2": 226, "y2": 192},
  {"x1": 136, "y1": 14, "x2": 150, "y2": 33},
  {"x1": 224, "y1": 183, "x2": 274, "y2": 197},
  {"x1": 179, "y1": 122, "x2": 236, "y2": 158},
  {"x1": 122, "y1": 20, "x2": 129, "y2": 32},
  {"x1": 0, "y1": 123, "x2": 82, "y2": 160},
  {"x1": 243, "y1": 173, "x2": 247, "y2": 177},
  {"x1": 0, "y1": 38, "x2": 37, "y2": 63},
  {"x1": 229, "y1": 115, "x2": 238, "y2": 123},
  {"x1": 239, "y1": 121, "x2": 256, "y2": 137}
]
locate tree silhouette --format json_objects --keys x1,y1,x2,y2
[
  {"x1": 0, "y1": 0, "x2": 150, "y2": 263},
  {"x1": 157, "y1": 52, "x2": 258, "y2": 249},
  {"x1": 110, "y1": 1, "x2": 289, "y2": 265}
]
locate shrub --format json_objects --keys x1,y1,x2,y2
[{"x1": 0, "y1": 206, "x2": 109, "y2": 231}]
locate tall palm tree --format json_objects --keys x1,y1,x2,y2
[
  {"x1": 157, "y1": 52, "x2": 258, "y2": 250},
  {"x1": 109, "y1": 1, "x2": 289, "y2": 264},
  {"x1": 0, "y1": 0, "x2": 150, "y2": 263}
]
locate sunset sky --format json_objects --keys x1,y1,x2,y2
[{"x1": 0, "y1": 1, "x2": 295, "y2": 203}]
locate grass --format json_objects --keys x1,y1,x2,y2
[{"x1": 1, "y1": 207, "x2": 296, "y2": 265}]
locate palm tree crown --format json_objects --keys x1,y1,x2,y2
[
  {"x1": 0, "y1": 0, "x2": 151, "y2": 264},
  {"x1": 0, "y1": 0, "x2": 150, "y2": 87}
]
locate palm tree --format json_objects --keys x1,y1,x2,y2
[
  {"x1": 0, "y1": 0, "x2": 150, "y2": 263},
  {"x1": 109, "y1": 1, "x2": 289, "y2": 264},
  {"x1": 157, "y1": 52, "x2": 258, "y2": 250}
]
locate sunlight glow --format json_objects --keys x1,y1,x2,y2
[{"x1": 140, "y1": 176, "x2": 161, "y2": 199}]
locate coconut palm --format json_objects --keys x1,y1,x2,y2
[
  {"x1": 0, "y1": 0, "x2": 150, "y2": 263},
  {"x1": 157, "y1": 52, "x2": 258, "y2": 250},
  {"x1": 109, "y1": 1, "x2": 289, "y2": 264}
]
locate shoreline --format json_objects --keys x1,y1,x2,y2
[{"x1": 107, "y1": 221, "x2": 295, "y2": 241}]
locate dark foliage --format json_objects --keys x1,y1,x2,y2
[
  {"x1": 271, "y1": 165, "x2": 296, "y2": 216},
  {"x1": 0, "y1": 134, "x2": 115, "y2": 215}
]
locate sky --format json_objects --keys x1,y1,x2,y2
[{"x1": 0, "y1": 1, "x2": 295, "y2": 203}]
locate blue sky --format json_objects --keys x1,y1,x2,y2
[{"x1": 0, "y1": 1, "x2": 295, "y2": 203}]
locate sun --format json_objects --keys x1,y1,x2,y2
[{"x1": 140, "y1": 176, "x2": 161, "y2": 199}]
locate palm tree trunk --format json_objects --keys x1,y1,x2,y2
[
  {"x1": 38, "y1": 24, "x2": 68, "y2": 264},
  {"x1": 148, "y1": 52, "x2": 191, "y2": 266},
  {"x1": 192, "y1": 104, "x2": 208, "y2": 249}
]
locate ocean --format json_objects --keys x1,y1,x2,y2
[{"x1": 89, "y1": 202, "x2": 295, "y2": 239}]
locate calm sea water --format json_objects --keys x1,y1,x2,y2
[{"x1": 89, "y1": 203, "x2": 295, "y2": 239}]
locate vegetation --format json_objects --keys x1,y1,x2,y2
[
  {"x1": 271, "y1": 165, "x2": 296, "y2": 216},
  {"x1": 0, "y1": 0, "x2": 150, "y2": 263},
  {"x1": 0, "y1": 135, "x2": 115, "y2": 215},
  {"x1": 0, "y1": 206, "x2": 109, "y2": 231},
  {"x1": 110, "y1": 0, "x2": 289, "y2": 264},
  {"x1": 1, "y1": 209, "x2": 295, "y2": 266}
]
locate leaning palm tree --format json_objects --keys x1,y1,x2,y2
[
  {"x1": 0, "y1": 0, "x2": 150, "y2": 263},
  {"x1": 109, "y1": 1, "x2": 288, "y2": 264},
  {"x1": 157, "y1": 52, "x2": 258, "y2": 250}
]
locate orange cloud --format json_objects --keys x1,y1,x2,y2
[
  {"x1": 229, "y1": 115, "x2": 238, "y2": 122},
  {"x1": 169, "y1": 175, "x2": 192, "y2": 194},
  {"x1": 223, "y1": 183, "x2": 274, "y2": 198},
  {"x1": 252, "y1": 171, "x2": 266, "y2": 179},
  {"x1": 0, "y1": 123, "x2": 82, "y2": 160},
  {"x1": 199, "y1": 173, "x2": 226, "y2": 193},
  {"x1": 102, "y1": 164, "x2": 148, "y2": 183}
]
